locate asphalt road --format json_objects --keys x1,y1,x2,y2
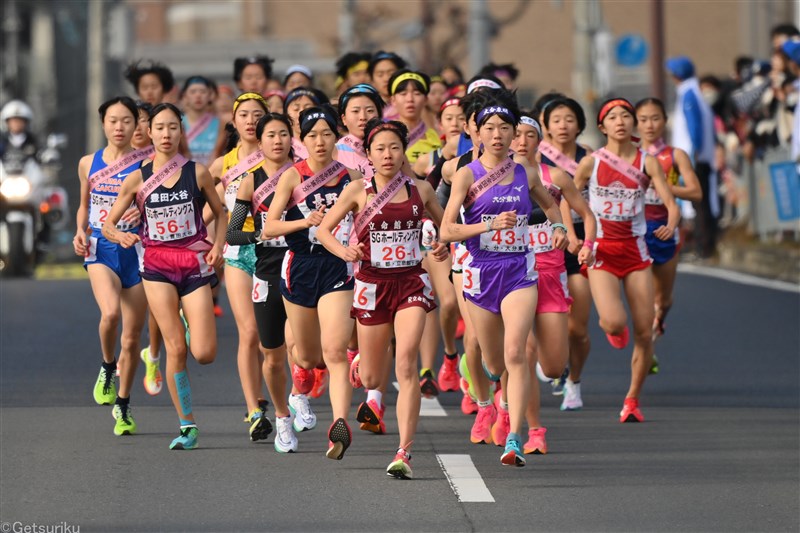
[{"x1": 1, "y1": 267, "x2": 798, "y2": 532}]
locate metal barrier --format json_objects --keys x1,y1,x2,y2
[{"x1": 745, "y1": 146, "x2": 800, "y2": 241}]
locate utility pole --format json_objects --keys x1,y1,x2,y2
[
  {"x1": 420, "y1": 0, "x2": 434, "y2": 74},
  {"x1": 86, "y1": 0, "x2": 104, "y2": 151},
  {"x1": 2, "y1": 0, "x2": 21, "y2": 99},
  {"x1": 651, "y1": 0, "x2": 666, "y2": 102},
  {"x1": 339, "y1": 0, "x2": 356, "y2": 54},
  {"x1": 468, "y1": 0, "x2": 490, "y2": 77}
]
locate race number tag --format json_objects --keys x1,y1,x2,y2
[
  {"x1": 353, "y1": 278, "x2": 377, "y2": 310},
  {"x1": 252, "y1": 275, "x2": 269, "y2": 303},
  {"x1": 369, "y1": 229, "x2": 421, "y2": 268},
  {"x1": 260, "y1": 212, "x2": 287, "y2": 247},
  {"x1": 525, "y1": 251, "x2": 537, "y2": 281},
  {"x1": 90, "y1": 194, "x2": 136, "y2": 231},
  {"x1": 462, "y1": 263, "x2": 481, "y2": 296},
  {"x1": 592, "y1": 186, "x2": 640, "y2": 222},
  {"x1": 479, "y1": 215, "x2": 528, "y2": 252},
  {"x1": 453, "y1": 243, "x2": 470, "y2": 270},
  {"x1": 146, "y1": 201, "x2": 197, "y2": 242},
  {"x1": 644, "y1": 186, "x2": 663, "y2": 206},
  {"x1": 528, "y1": 223, "x2": 553, "y2": 254}
]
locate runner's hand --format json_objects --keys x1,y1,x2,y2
[
  {"x1": 552, "y1": 228, "x2": 568, "y2": 250},
  {"x1": 73, "y1": 228, "x2": 89, "y2": 256},
  {"x1": 205, "y1": 245, "x2": 224, "y2": 269},
  {"x1": 577, "y1": 245, "x2": 595, "y2": 266},
  {"x1": 567, "y1": 236, "x2": 582, "y2": 255},
  {"x1": 653, "y1": 224, "x2": 674, "y2": 241},
  {"x1": 306, "y1": 206, "x2": 325, "y2": 228},
  {"x1": 120, "y1": 206, "x2": 141, "y2": 226},
  {"x1": 341, "y1": 243, "x2": 364, "y2": 262},
  {"x1": 430, "y1": 241, "x2": 449, "y2": 262},
  {"x1": 117, "y1": 232, "x2": 140, "y2": 249},
  {"x1": 492, "y1": 210, "x2": 517, "y2": 230}
]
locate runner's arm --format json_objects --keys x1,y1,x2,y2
[
  {"x1": 526, "y1": 163, "x2": 567, "y2": 250},
  {"x1": 317, "y1": 179, "x2": 364, "y2": 262},
  {"x1": 73, "y1": 155, "x2": 92, "y2": 255},
  {"x1": 645, "y1": 154, "x2": 680, "y2": 240},
  {"x1": 197, "y1": 162, "x2": 227, "y2": 267},
  {"x1": 101, "y1": 170, "x2": 142, "y2": 248},
  {"x1": 672, "y1": 148, "x2": 703, "y2": 202},
  {"x1": 225, "y1": 173, "x2": 256, "y2": 245},
  {"x1": 262, "y1": 168, "x2": 312, "y2": 238}
]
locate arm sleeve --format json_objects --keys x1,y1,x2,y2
[
  {"x1": 436, "y1": 177, "x2": 452, "y2": 209},
  {"x1": 683, "y1": 91, "x2": 704, "y2": 154},
  {"x1": 225, "y1": 199, "x2": 257, "y2": 245}
]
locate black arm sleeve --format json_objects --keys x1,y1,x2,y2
[
  {"x1": 436, "y1": 178, "x2": 452, "y2": 209},
  {"x1": 225, "y1": 199, "x2": 257, "y2": 245}
]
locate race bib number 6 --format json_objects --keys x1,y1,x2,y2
[
  {"x1": 252, "y1": 275, "x2": 268, "y2": 303},
  {"x1": 354, "y1": 278, "x2": 377, "y2": 310}
]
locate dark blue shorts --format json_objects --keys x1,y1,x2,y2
[
  {"x1": 645, "y1": 219, "x2": 679, "y2": 265},
  {"x1": 84, "y1": 233, "x2": 142, "y2": 289},
  {"x1": 280, "y1": 252, "x2": 354, "y2": 308}
]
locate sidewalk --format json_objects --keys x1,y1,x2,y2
[{"x1": 713, "y1": 225, "x2": 800, "y2": 284}]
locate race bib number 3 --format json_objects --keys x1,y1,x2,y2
[
  {"x1": 462, "y1": 263, "x2": 481, "y2": 296},
  {"x1": 354, "y1": 279, "x2": 377, "y2": 310},
  {"x1": 529, "y1": 223, "x2": 553, "y2": 254},
  {"x1": 369, "y1": 229, "x2": 421, "y2": 268},
  {"x1": 146, "y1": 201, "x2": 197, "y2": 242},
  {"x1": 479, "y1": 215, "x2": 528, "y2": 253}
]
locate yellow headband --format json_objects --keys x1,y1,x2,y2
[
  {"x1": 233, "y1": 92, "x2": 268, "y2": 114},
  {"x1": 391, "y1": 72, "x2": 428, "y2": 95},
  {"x1": 347, "y1": 61, "x2": 369, "y2": 78}
]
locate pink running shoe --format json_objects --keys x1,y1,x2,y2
[
  {"x1": 619, "y1": 397, "x2": 644, "y2": 423},
  {"x1": 438, "y1": 355, "x2": 460, "y2": 392},
  {"x1": 461, "y1": 391, "x2": 478, "y2": 415},
  {"x1": 311, "y1": 367, "x2": 329, "y2": 399},
  {"x1": 491, "y1": 407, "x2": 510, "y2": 447},
  {"x1": 470, "y1": 404, "x2": 497, "y2": 444},
  {"x1": 349, "y1": 354, "x2": 362, "y2": 389},
  {"x1": 606, "y1": 326, "x2": 630, "y2": 349},
  {"x1": 291, "y1": 364, "x2": 315, "y2": 395},
  {"x1": 347, "y1": 349, "x2": 358, "y2": 366},
  {"x1": 523, "y1": 427, "x2": 548, "y2": 455}
]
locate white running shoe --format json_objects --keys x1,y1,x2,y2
[
  {"x1": 288, "y1": 394, "x2": 317, "y2": 432},
  {"x1": 535, "y1": 362, "x2": 551, "y2": 383},
  {"x1": 560, "y1": 380, "x2": 583, "y2": 411},
  {"x1": 273, "y1": 416, "x2": 298, "y2": 453}
]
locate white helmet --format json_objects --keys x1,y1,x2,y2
[{"x1": 1, "y1": 100, "x2": 33, "y2": 122}]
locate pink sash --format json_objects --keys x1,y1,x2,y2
[
  {"x1": 185, "y1": 113, "x2": 214, "y2": 144},
  {"x1": 352, "y1": 173, "x2": 412, "y2": 237},
  {"x1": 135, "y1": 154, "x2": 188, "y2": 210},
  {"x1": 538, "y1": 141, "x2": 579, "y2": 176},
  {"x1": 221, "y1": 150, "x2": 264, "y2": 188},
  {"x1": 286, "y1": 160, "x2": 345, "y2": 209},
  {"x1": 464, "y1": 158, "x2": 516, "y2": 208},
  {"x1": 88, "y1": 146, "x2": 154, "y2": 191},
  {"x1": 407, "y1": 121, "x2": 427, "y2": 147},
  {"x1": 645, "y1": 139, "x2": 667, "y2": 156},
  {"x1": 339, "y1": 134, "x2": 364, "y2": 155},
  {"x1": 593, "y1": 148, "x2": 649, "y2": 189},
  {"x1": 252, "y1": 162, "x2": 293, "y2": 211}
]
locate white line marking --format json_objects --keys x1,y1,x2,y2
[
  {"x1": 437, "y1": 454, "x2": 495, "y2": 503},
  {"x1": 678, "y1": 264, "x2": 799, "y2": 294},
  {"x1": 392, "y1": 382, "x2": 447, "y2": 416}
]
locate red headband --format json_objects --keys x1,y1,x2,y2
[
  {"x1": 597, "y1": 98, "x2": 634, "y2": 124},
  {"x1": 440, "y1": 98, "x2": 462, "y2": 113},
  {"x1": 366, "y1": 122, "x2": 404, "y2": 146}
]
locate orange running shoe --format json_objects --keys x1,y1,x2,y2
[
  {"x1": 606, "y1": 326, "x2": 630, "y2": 349},
  {"x1": 523, "y1": 427, "x2": 548, "y2": 454},
  {"x1": 310, "y1": 367, "x2": 329, "y2": 398}
]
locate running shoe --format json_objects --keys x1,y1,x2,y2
[
  {"x1": 349, "y1": 354, "x2": 363, "y2": 389},
  {"x1": 535, "y1": 362, "x2": 568, "y2": 396},
  {"x1": 523, "y1": 427, "x2": 548, "y2": 455},
  {"x1": 179, "y1": 308, "x2": 190, "y2": 346},
  {"x1": 649, "y1": 354, "x2": 660, "y2": 375},
  {"x1": 325, "y1": 418, "x2": 352, "y2": 460},
  {"x1": 470, "y1": 404, "x2": 497, "y2": 444},
  {"x1": 619, "y1": 397, "x2": 644, "y2": 423},
  {"x1": 461, "y1": 390, "x2": 479, "y2": 415},
  {"x1": 288, "y1": 394, "x2": 317, "y2": 432},
  {"x1": 358, "y1": 401, "x2": 386, "y2": 434},
  {"x1": 419, "y1": 368, "x2": 440, "y2": 399},
  {"x1": 112, "y1": 404, "x2": 137, "y2": 436},
  {"x1": 140, "y1": 347, "x2": 162, "y2": 396},
  {"x1": 310, "y1": 367, "x2": 329, "y2": 399},
  {"x1": 386, "y1": 447, "x2": 413, "y2": 479},
  {"x1": 455, "y1": 317, "x2": 465, "y2": 339},
  {"x1": 347, "y1": 348, "x2": 359, "y2": 366},
  {"x1": 291, "y1": 364, "x2": 315, "y2": 395},
  {"x1": 501, "y1": 433, "x2": 526, "y2": 466},
  {"x1": 169, "y1": 426, "x2": 198, "y2": 450},
  {"x1": 560, "y1": 380, "x2": 583, "y2": 411},
  {"x1": 491, "y1": 407, "x2": 510, "y2": 447},
  {"x1": 248, "y1": 409, "x2": 273, "y2": 442},
  {"x1": 274, "y1": 416, "x2": 298, "y2": 453},
  {"x1": 93, "y1": 365, "x2": 116, "y2": 405},
  {"x1": 242, "y1": 398, "x2": 270, "y2": 424},
  {"x1": 438, "y1": 355, "x2": 460, "y2": 392},
  {"x1": 606, "y1": 326, "x2": 630, "y2": 349}
]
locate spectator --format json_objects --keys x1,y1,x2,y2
[{"x1": 781, "y1": 39, "x2": 800, "y2": 160}]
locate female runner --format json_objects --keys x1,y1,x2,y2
[
  {"x1": 284, "y1": 87, "x2": 328, "y2": 163},
  {"x1": 317, "y1": 118, "x2": 448, "y2": 478},
  {"x1": 572, "y1": 98, "x2": 679, "y2": 422},
  {"x1": 74, "y1": 96, "x2": 148, "y2": 436},
  {"x1": 442, "y1": 92, "x2": 567, "y2": 466},
  {"x1": 262, "y1": 105, "x2": 360, "y2": 460},
  {"x1": 102, "y1": 103, "x2": 227, "y2": 449},
  {"x1": 368, "y1": 51, "x2": 407, "y2": 120},
  {"x1": 635, "y1": 98, "x2": 702, "y2": 372},
  {"x1": 181, "y1": 76, "x2": 220, "y2": 166},
  {"x1": 387, "y1": 69, "x2": 442, "y2": 164}
]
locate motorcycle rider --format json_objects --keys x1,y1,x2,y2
[{"x1": 0, "y1": 100, "x2": 39, "y2": 168}]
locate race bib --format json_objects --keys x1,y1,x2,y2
[
  {"x1": 259, "y1": 212, "x2": 287, "y2": 248},
  {"x1": 525, "y1": 251, "x2": 538, "y2": 281},
  {"x1": 252, "y1": 275, "x2": 268, "y2": 303},
  {"x1": 462, "y1": 262, "x2": 481, "y2": 296},
  {"x1": 310, "y1": 213, "x2": 352, "y2": 246},
  {"x1": 89, "y1": 194, "x2": 136, "y2": 231},
  {"x1": 146, "y1": 201, "x2": 197, "y2": 242},
  {"x1": 353, "y1": 278, "x2": 377, "y2": 310},
  {"x1": 479, "y1": 215, "x2": 528, "y2": 252},
  {"x1": 529, "y1": 223, "x2": 553, "y2": 254},
  {"x1": 644, "y1": 186, "x2": 663, "y2": 206},
  {"x1": 369, "y1": 229, "x2": 421, "y2": 269}
]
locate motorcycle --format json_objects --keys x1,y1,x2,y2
[{"x1": 0, "y1": 134, "x2": 69, "y2": 277}]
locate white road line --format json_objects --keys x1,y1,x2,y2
[
  {"x1": 437, "y1": 454, "x2": 495, "y2": 503},
  {"x1": 678, "y1": 263, "x2": 799, "y2": 293},
  {"x1": 392, "y1": 382, "x2": 447, "y2": 416}
]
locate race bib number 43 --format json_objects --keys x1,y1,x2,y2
[
  {"x1": 369, "y1": 229, "x2": 421, "y2": 268},
  {"x1": 479, "y1": 215, "x2": 528, "y2": 252},
  {"x1": 146, "y1": 201, "x2": 197, "y2": 242}
]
